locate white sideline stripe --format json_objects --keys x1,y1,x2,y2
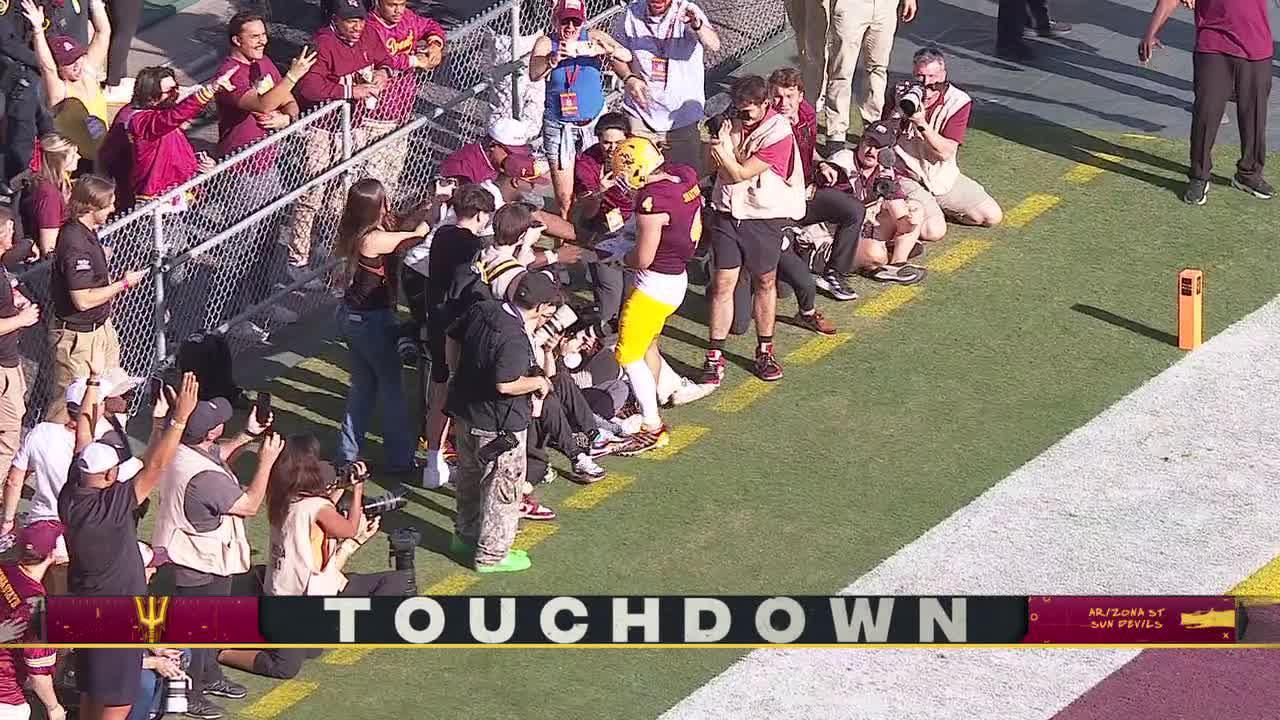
[{"x1": 661, "y1": 295, "x2": 1280, "y2": 720}]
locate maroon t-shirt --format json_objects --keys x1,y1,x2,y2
[
  {"x1": 1195, "y1": 0, "x2": 1274, "y2": 60},
  {"x1": 438, "y1": 142, "x2": 498, "y2": 184},
  {"x1": 29, "y1": 178, "x2": 66, "y2": 231},
  {"x1": 214, "y1": 55, "x2": 285, "y2": 161},
  {"x1": 635, "y1": 162, "x2": 701, "y2": 275},
  {"x1": 574, "y1": 143, "x2": 634, "y2": 224}
]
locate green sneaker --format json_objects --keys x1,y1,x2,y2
[
  {"x1": 451, "y1": 535, "x2": 527, "y2": 558},
  {"x1": 475, "y1": 552, "x2": 532, "y2": 573}
]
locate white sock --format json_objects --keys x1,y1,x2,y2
[
  {"x1": 623, "y1": 359, "x2": 663, "y2": 429},
  {"x1": 656, "y1": 357, "x2": 682, "y2": 401}
]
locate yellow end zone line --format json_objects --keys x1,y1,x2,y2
[
  {"x1": 566, "y1": 473, "x2": 636, "y2": 510},
  {"x1": 1004, "y1": 193, "x2": 1062, "y2": 228},
  {"x1": 637, "y1": 425, "x2": 709, "y2": 460},
  {"x1": 926, "y1": 239, "x2": 991, "y2": 274},
  {"x1": 854, "y1": 285, "x2": 921, "y2": 318},
  {"x1": 714, "y1": 377, "x2": 776, "y2": 413},
  {"x1": 240, "y1": 680, "x2": 320, "y2": 720}
]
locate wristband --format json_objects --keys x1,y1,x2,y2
[
  {"x1": 690, "y1": 20, "x2": 703, "y2": 31},
  {"x1": 86, "y1": 381, "x2": 100, "y2": 387},
  {"x1": 171, "y1": 420, "x2": 186, "y2": 430},
  {"x1": 121, "y1": 275, "x2": 130, "y2": 290},
  {"x1": 285, "y1": 72, "x2": 300, "y2": 84},
  {"x1": 621, "y1": 73, "x2": 635, "y2": 84}
]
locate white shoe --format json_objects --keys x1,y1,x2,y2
[
  {"x1": 666, "y1": 377, "x2": 717, "y2": 407},
  {"x1": 616, "y1": 414, "x2": 644, "y2": 436},
  {"x1": 572, "y1": 454, "x2": 607, "y2": 483}
]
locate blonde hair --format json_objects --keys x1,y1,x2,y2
[{"x1": 36, "y1": 134, "x2": 76, "y2": 197}]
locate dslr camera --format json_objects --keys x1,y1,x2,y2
[
  {"x1": 702, "y1": 93, "x2": 745, "y2": 138},
  {"x1": 868, "y1": 147, "x2": 900, "y2": 202},
  {"x1": 532, "y1": 304, "x2": 579, "y2": 348},
  {"x1": 894, "y1": 79, "x2": 927, "y2": 117}
]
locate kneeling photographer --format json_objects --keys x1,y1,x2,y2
[
  {"x1": 816, "y1": 123, "x2": 925, "y2": 285},
  {"x1": 445, "y1": 272, "x2": 564, "y2": 574},
  {"x1": 217, "y1": 435, "x2": 414, "y2": 680}
]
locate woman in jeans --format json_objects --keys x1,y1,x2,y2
[
  {"x1": 529, "y1": 0, "x2": 631, "y2": 216},
  {"x1": 333, "y1": 179, "x2": 427, "y2": 473},
  {"x1": 216, "y1": 435, "x2": 412, "y2": 679}
]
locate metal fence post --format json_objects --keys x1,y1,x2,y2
[
  {"x1": 510, "y1": 0, "x2": 522, "y2": 121},
  {"x1": 152, "y1": 208, "x2": 167, "y2": 363}
]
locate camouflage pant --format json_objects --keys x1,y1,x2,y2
[{"x1": 454, "y1": 422, "x2": 527, "y2": 567}]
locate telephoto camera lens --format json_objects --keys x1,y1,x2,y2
[
  {"x1": 361, "y1": 486, "x2": 409, "y2": 518},
  {"x1": 897, "y1": 82, "x2": 925, "y2": 116},
  {"x1": 388, "y1": 527, "x2": 421, "y2": 595}
]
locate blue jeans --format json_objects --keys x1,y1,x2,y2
[
  {"x1": 338, "y1": 305, "x2": 414, "y2": 467},
  {"x1": 128, "y1": 649, "x2": 192, "y2": 720}
]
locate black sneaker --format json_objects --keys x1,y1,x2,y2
[
  {"x1": 815, "y1": 272, "x2": 858, "y2": 301},
  {"x1": 1183, "y1": 179, "x2": 1209, "y2": 205},
  {"x1": 1232, "y1": 174, "x2": 1274, "y2": 199},
  {"x1": 185, "y1": 697, "x2": 225, "y2": 720},
  {"x1": 203, "y1": 679, "x2": 247, "y2": 700},
  {"x1": 1026, "y1": 20, "x2": 1072, "y2": 37}
]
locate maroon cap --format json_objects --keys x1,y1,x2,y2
[
  {"x1": 50, "y1": 35, "x2": 87, "y2": 67},
  {"x1": 555, "y1": 0, "x2": 586, "y2": 22},
  {"x1": 17, "y1": 521, "x2": 65, "y2": 562},
  {"x1": 502, "y1": 154, "x2": 550, "y2": 186}
]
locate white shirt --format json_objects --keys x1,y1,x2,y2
[
  {"x1": 438, "y1": 180, "x2": 507, "y2": 236},
  {"x1": 12, "y1": 416, "x2": 133, "y2": 523},
  {"x1": 620, "y1": 0, "x2": 709, "y2": 132}
]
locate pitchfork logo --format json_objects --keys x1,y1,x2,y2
[{"x1": 134, "y1": 596, "x2": 171, "y2": 644}]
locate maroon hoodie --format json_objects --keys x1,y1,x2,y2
[
  {"x1": 791, "y1": 99, "x2": 819, "y2": 184},
  {"x1": 296, "y1": 24, "x2": 394, "y2": 113}
]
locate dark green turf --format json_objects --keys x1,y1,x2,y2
[{"x1": 125, "y1": 120, "x2": 1280, "y2": 719}]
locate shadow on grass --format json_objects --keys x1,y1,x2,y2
[{"x1": 1071, "y1": 303, "x2": 1178, "y2": 347}]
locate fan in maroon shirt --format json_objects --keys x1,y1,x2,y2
[
  {"x1": 0, "y1": 523, "x2": 64, "y2": 718},
  {"x1": 573, "y1": 112, "x2": 635, "y2": 238},
  {"x1": 214, "y1": 13, "x2": 313, "y2": 164}
]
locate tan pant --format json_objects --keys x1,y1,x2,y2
[
  {"x1": 0, "y1": 365, "x2": 26, "y2": 479},
  {"x1": 900, "y1": 174, "x2": 997, "y2": 226},
  {"x1": 822, "y1": 0, "x2": 901, "y2": 141},
  {"x1": 787, "y1": 0, "x2": 834, "y2": 108},
  {"x1": 287, "y1": 125, "x2": 369, "y2": 267},
  {"x1": 361, "y1": 119, "x2": 408, "y2": 199},
  {"x1": 46, "y1": 320, "x2": 120, "y2": 424},
  {"x1": 626, "y1": 116, "x2": 706, "y2": 177}
]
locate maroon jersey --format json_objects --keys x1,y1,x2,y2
[
  {"x1": 0, "y1": 565, "x2": 55, "y2": 707},
  {"x1": 634, "y1": 162, "x2": 702, "y2": 275},
  {"x1": 574, "y1": 143, "x2": 634, "y2": 225}
]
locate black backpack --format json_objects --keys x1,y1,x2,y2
[{"x1": 178, "y1": 331, "x2": 245, "y2": 405}]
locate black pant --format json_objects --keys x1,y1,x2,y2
[
  {"x1": 106, "y1": 0, "x2": 143, "y2": 86},
  {"x1": 1190, "y1": 51, "x2": 1270, "y2": 182},
  {"x1": 3, "y1": 76, "x2": 48, "y2": 183},
  {"x1": 730, "y1": 249, "x2": 817, "y2": 336},
  {"x1": 175, "y1": 575, "x2": 235, "y2": 696},
  {"x1": 996, "y1": 0, "x2": 1029, "y2": 49},
  {"x1": 1025, "y1": 0, "x2": 1050, "y2": 30},
  {"x1": 801, "y1": 189, "x2": 864, "y2": 276},
  {"x1": 527, "y1": 370, "x2": 597, "y2": 479}
]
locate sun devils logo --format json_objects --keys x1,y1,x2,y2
[{"x1": 134, "y1": 596, "x2": 171, "y2": 644}]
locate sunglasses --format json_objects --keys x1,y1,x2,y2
[
  {"x1": 913, "y1": 78, "x2": 949, "y2": 91},
  {"x1": 560, "y1": 18, "x2": 582, "y2": 27}
]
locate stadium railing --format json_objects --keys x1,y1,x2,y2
[{"x1": 14, "y1": 0, "x2": 786, "y2": 424}]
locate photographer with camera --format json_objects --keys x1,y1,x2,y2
[
  {"x1": 150, "y1": 396, "x2": 279, "y2": 718},
  {"x1": 886, "y1": 48, "x2": 1002, "y2": 242},
  {"x1": 703, "y1": 75, "x2": 808, "y2": 385},
  {"x1": 818, "y1": 123, "x2": 925, "y2": 284},
  {"x1": 215, "y1": 435, "x2": 412, "y2": 681},
  {"x1": 445, "y1": 272, "x2": 563, "y2": 573}
]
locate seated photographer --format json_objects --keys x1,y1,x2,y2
[
  {"x1": 768, "y1": 68, "x2": 863, "y2": 301},
  {"x1": 819, "y1": 125, "x2": 926, "y2": 285},
  {"x1": 886, "y1": 47, "x2": 1002, "y2": 241},
  {"x1": 218, "y1": 436, "x2": 409, "y2": 680}
]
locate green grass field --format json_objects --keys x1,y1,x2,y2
[{"x1": 107, "y1": 102, "x2": 1280, "y2": 719}]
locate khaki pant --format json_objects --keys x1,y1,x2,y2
[
  {"x1": 361, "y1": 119, "x2": 408, "y2": 198},
  {"x1": 900, "y1": 174, "x2": 997, "y2": 226},
  {"x1": 287, "y1": 125, "x2": 369, "y2": 268},
  {"x1": 786, "y1": 0, "x2": 833, "y2": 108},
  {"x1": 627, "y1": 115, "x2": 706, "y2": 177},
  {"x1": 453, "y1": 422, "x2": 527, "y2": 567},
  {"x1": 821, "y1": 0, "x2": 901, "y2": 142},
  {"x1": 46, "y1": 320, "x2": 120, "y2": 424},
  {"x1": 0, "y1": 365, "x2": 26, "y2": 478}
]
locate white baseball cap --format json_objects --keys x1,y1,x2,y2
[
  {"x1": 65, "y1": 369, "x2": 145, "y2": 405},
  {"x1": 487, "y1": 117, "x2": 531, "y2": 151},
  {"x1": 76, "y1": 442, "x2": 126, "y2": 474}
]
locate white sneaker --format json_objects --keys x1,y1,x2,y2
[
  {"x1": 616, "y1": 414, "x2": 644, "y2": 436},
  {"x1": 572, "y1": 454, "x2": 607, "y2": 483},
  {"x1": 666, "y1": 377, "x2": 717, "y2": 407}
]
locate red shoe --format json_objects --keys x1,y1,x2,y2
[
  {"x1": 754, "y1": 346, "x2": 784, "y2": 382},
  {"x1": 701, "y1": 351, "x2": 726, "y2": 385},
  {"x1": 519, "y1": 495, "x2": 557, "y2": 521}
]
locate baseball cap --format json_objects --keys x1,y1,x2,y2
[
  {"x1": 183, "y1": 397, "x2": 233, "y2": 443},
  {"x1": 486, "y1": 117, "x2": 532, "y2": 155},
  {"x1": 65, "y1": 369, "x2": 145, "y2": 406},
  {"x1": 502, "y1": 154, "x2": 550, "y2": 186},
  {"x1": 514, "y1": 270, "x2": 561, "y2": 307},
  {"x1": 333, "y1": 0, "x2": 366, "y2": 20},
  {"x1": 50, "y1": 36, "x2": 87, "y2": 67},
  {"x1": 17, "y1": 521, "x2": 66, "y2": 563},
  {"x1": 861, "y1": 122, "x2": 898, "y2": 149},
  {"x1": 76, "y1": 441, "x2": 127, "y2": 475},
  {"x1": 555, "y1": 0, "x2": 587, "y2": 22}
]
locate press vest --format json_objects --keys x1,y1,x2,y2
[
  {"x1": 713, "y1": 111, "x2": 807, "y2": 221},
  {"x1": 893, "y1": 85, "x2": 973, "y2": 196},
  {"x1": 265, "y1": 496, "x2": 345, "y2": 596},
  {"x1": 152, "y1": 445, "x2": 251, "y2": 579}
]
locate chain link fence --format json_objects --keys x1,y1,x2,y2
[{"x1": 13, "y1": 0, "x2": 787, "y2": 425}]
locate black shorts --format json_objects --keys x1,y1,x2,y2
[
  {"x1": 710, "y1": 216, "x2": 788, "y2": 275},
  {"x1": 76, "y1": 648, "x2": 143, "y2": 706}
]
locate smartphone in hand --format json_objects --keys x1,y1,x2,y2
[{"x1": 254, "y1": 392, "x2": 272, "y2": 427}]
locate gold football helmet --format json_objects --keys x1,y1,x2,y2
[{"x1": 611, "y1": 136, "x2": 665, "y2": 190}]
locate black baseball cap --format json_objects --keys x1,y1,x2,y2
[
  {"x1": 862, "y1": 122, "x2": 897, "y2": 149},
  {"x1": 514, "y1": 270, "x2": 561, "y2": 308},
  {"x1": 183, "y1": 397, "x2": 233, "y2": 444},
  {"x1": 334, "y1": 0, "x2": 366, "y2": 20}
]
